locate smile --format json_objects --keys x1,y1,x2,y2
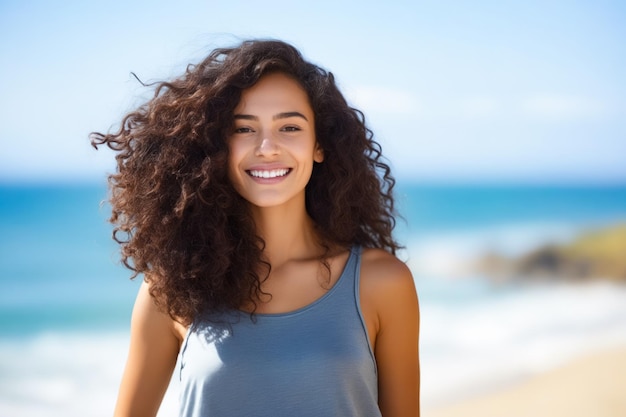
[{"x1": 247, "y1": 168, "x2": 291, "y2": 179}]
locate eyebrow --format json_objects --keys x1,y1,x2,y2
[{"x1": 233, "y1": 111, "x2": 309, "y2": 122}]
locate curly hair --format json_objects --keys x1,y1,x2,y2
[{"x1": 91, "y1": 39, "x2": 400, "y2": 324}]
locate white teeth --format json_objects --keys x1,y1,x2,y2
[{"x1": 249, "y1": 169, "x2": 289, "y2": 179}]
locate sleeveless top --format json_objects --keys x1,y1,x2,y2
[{"x1": 177, "y1": 246, "x2": 381, "y2": 417}]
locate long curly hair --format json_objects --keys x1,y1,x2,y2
[{"x1": 91, "y1": 39, "x2": 400, "y2": 324}]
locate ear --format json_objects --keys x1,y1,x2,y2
[{"x1": 314, "y1": 143, "x2": 324, "y2": 163}]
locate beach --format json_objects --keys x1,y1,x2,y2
[{"x1": 425, "y1": 346, "x2": 626, "y2": 417}]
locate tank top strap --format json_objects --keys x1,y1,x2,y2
[
  {"x1": 346, "y1": 244, "x2": 363, "y2": 293},
  {"x1": 342, "y1": 245, "x2": 377, "y2": 371},
  {"x1": 331, "y1": 244, "x2": 362, "y2": 303}
]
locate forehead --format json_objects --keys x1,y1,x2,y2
[{"x1": 235, "y1": 72, "x2": 312, "y2": 114}]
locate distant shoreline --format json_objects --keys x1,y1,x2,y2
[{"x1": 475, "y1": 223, "x2": 626, "y2": 283}]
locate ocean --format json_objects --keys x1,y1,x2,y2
[{"x1": 1, "y1": 183, "x2": 626, "y2": 415}]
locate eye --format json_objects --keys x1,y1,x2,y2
[
  {"x1": 281, "y1": 125, "x2": 301, "y2": 132},
  {"x1": 234, "y1": 126, "x2": 254, "y2": 134}
]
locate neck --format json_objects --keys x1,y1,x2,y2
[{"x1": 250, "y1": 203, "x2": 321, "y2": 267}]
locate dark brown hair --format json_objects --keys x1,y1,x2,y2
[{"x1": 91, "y1": 39, "x2": 400, "y2": 324}]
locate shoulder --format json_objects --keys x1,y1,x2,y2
[
  {"x1": 360, "y1": 249, "x2": 420, "y2": 416},
  {"x1": 359, "y1": 248, "x2": 418, "y2": 328},
  {"x1": 133, "y1": 280, "x2": 187, "y2": 344},
  {"x1": 114, "y1": 281, "x2": 184, "y2": 416},
  {"x1": 360, "y1": 248, "x2": 415, "y2": 296}
]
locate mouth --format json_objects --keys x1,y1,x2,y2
[{"x1": 247, "y1": 168, "x2": 291, "y2": 179}]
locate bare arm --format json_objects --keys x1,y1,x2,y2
[
  {"x1": 361, "y1": 250, "x2": 420, "y2": 417},
  {"x1": 113, "y1": 281, "x2": 182, "y2": 417}
]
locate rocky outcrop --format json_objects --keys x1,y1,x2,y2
[{"x1": 476, "y1": 224, "x2": 626, "y2": 282}]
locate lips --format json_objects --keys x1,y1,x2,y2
[{"x1": 247, "y1": 168, "x2": 291, "y2": 179}]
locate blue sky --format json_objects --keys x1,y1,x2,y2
[{"x1": 1, "y1": 0, "x2": 624, "y2": 184}]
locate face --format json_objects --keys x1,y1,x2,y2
[{"x1": 227, "y1": 72, "x2": 324, "y2": 209}]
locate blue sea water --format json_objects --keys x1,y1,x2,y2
[
  {"x1": 1, "y1": 182, "x2": 626, "y2": 415},
  {"x1": 396, "y1": 183, "x2": 626, "y2": 233},
  {"x1": 0, "y1": 184, "x2": 139, "y2": 336}
]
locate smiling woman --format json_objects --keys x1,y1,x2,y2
[
  {"x1": 91, "y1": 39, "x2": 419, "y2": 417},
  {"x1": 228, "y1": 72, "x2": 323, "y2": 210}
]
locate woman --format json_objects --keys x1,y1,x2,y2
[{"x1": 93, "y1": 39, "x2": 419, "y2": 417}]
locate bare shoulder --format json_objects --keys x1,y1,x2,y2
[
  {"x1": 133, "y1": 280, "x2": 187, "y2": 344},
  {"x1": 359, "y1": 248, "x2": 418, "y2": 333},
  {"x1": 360, "y1": 248, "x2": 420, "y2": 415},
  {"x1": 114, "y1": 280, "x2": 185, "y2": 416},
  {"x1": 360, "y1": 248, "x2": 416, "y2": 296}
]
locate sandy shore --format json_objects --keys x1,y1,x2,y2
[{"x1": 424, "y1": 347, "x2": 626, "y2": 417}]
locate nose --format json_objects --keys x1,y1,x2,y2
[{"x1": 255, "y1": 136, "x2": 280, "y2": 156}]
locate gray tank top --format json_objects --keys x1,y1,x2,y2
[{"x1": 178, "y1": 245, "x2": 381, "y2": 417}]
